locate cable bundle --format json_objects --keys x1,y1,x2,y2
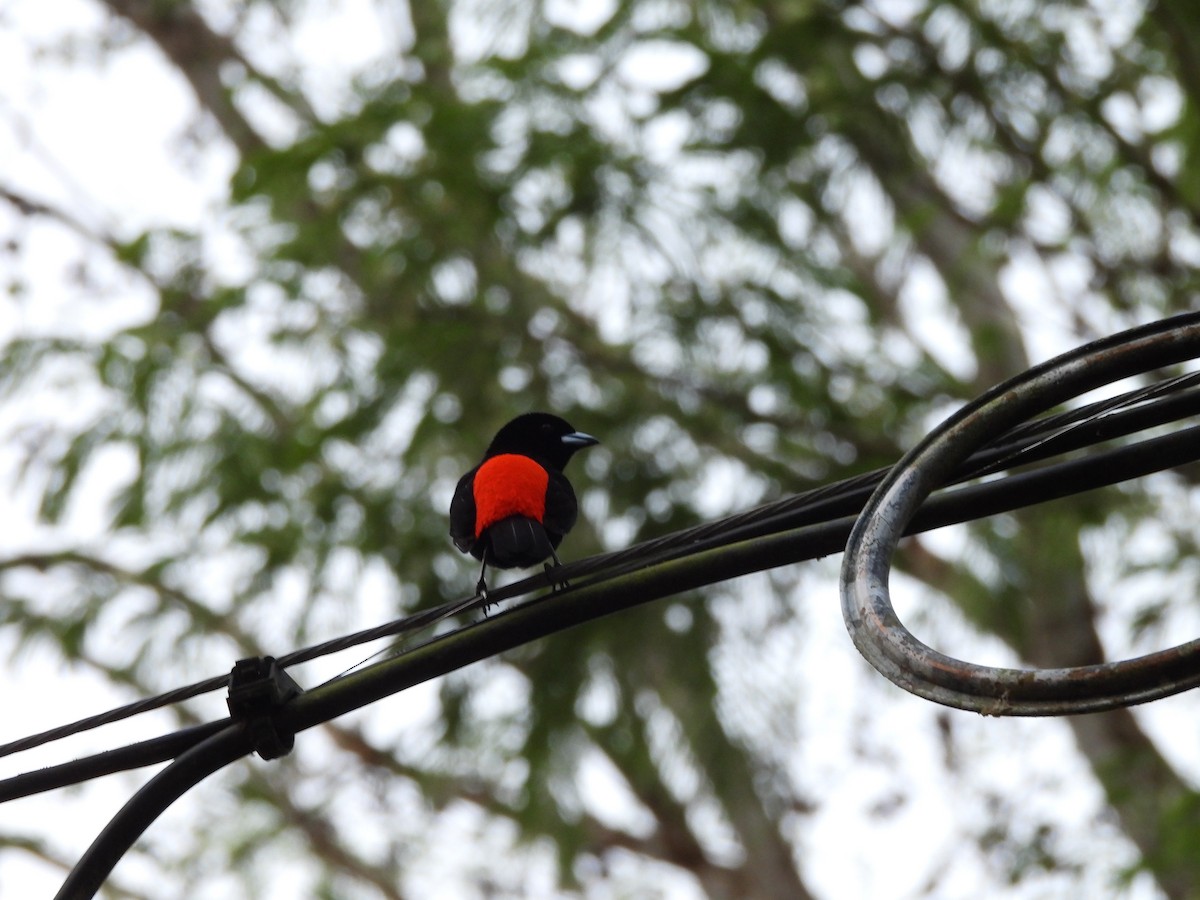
[{"x1": 5, "y1": 312, "x2": 1200, "y2": 899}]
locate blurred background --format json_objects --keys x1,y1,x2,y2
[{"x1": 1, "y1": 0, "x2": 1199, "y2": 897}]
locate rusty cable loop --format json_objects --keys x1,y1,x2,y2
[{"x1": 841, "y1": 311, "x2": 1200, "y2": 715}]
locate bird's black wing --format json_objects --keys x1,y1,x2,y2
[
  {"x1": 541, "y1": 470, "x2": 579, "y2": 549},
  {"x1": 449, "y1": 466, "x2": 479, "y2": 554}
]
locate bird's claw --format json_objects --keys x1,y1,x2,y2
[
  {"x1": 476, "y1": 578, "x2": 493, "y2": 615},
  {"x1": 544, "y1": 561, "x2": 570, "y2": 594}
]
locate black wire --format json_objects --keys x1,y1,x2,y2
[
  {"x1": 0, "y1": 721, "x2": 229, "y2": 804},
  {"x1": 2, "y1": 364, "x2": 1198, "y2": 767},
  {"x1": 0, "y1": 675, "x2": 230, "y2": 763},
  {"x1": 4, "y1": 418, "x2": 1198, "y2": 806},
  {"x1": 52, "y1": 724, "x2": 250, "y2": 900},
  {"x1": 28, "y1": 312, "x2": 1200, "y2": 900},
  {"x1": 548, "y1": 370, "x2": 1200, "y2": 588},
  {"x1": 840, "y1": 311, "x2": 1200, "y2": 714},
  {"x1": 0, "y1": 302, "x2": 1182, "y2": 900},
  {"x1": 0, "y1": 593, "x2": 484, "y2": 762},
  {"x1": 273, "y1": 423, "x2": 1200, "y2": 738}
]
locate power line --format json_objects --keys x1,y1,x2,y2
[
  {"x1": 4, "y1": 312, "x2": 1200, "y2": 899},
  {"x1": 3, "y1": 355, "x2": 1199, "y2": 769},
  {"x1": 2, "y1": 349, "x2": 1198, "y2": 804}
]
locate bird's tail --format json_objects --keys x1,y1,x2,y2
[{"x1": 486, "y1": 515, "x2": 554, "y2": 568}]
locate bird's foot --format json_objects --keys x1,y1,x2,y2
[
  {"x1": 475, "y1": 577, "x2": 492, "y2": 614},
  {"x1": 544, "y1": 561, "x2": 570, "y2": 594}
]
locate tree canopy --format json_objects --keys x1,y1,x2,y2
[{"x1": 2, "y1": 0, "x2": 1199, "y2": 897}]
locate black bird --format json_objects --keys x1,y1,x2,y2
[{"x1": 450, "y1": 412, "x2": 598, "y2": 598}]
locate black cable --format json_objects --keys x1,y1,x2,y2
[
  {"x1": 0, "y1": 675, "x2": 230, "y2": 763},
  {"x1": 6, "y1": 417, "x2": 1199, "y2": 805},
  {"x1": 30, "y1": 310, "x2": 1200, "y2": 899},
  {"x1": 842, "y1": 310, "x2": 1200, "y2": 714},
  {"x1": 53, "y1": 724, "x2": 250, "y2": 900},
  {"x1": 547, "y1": 369, "x2": 1200, "y2": 590},
  {"x1": 277, "y1": 422, "x2": 1200, "y2": 738},
  {"x1": 0, "y1": 721, "x2": 229, "y2": 804},
  {"x1": 0, "y1": 593, "x2": 484, "y2": 763},
  {"x1": 3, "y1": 359, "x2": 1199, "y2": 766}
]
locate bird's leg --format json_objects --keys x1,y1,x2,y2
[
  {"x1": 544, "y1": 548, "x2": 569, "y2": 593},
  {"x1": 476, "y1": 549, "x2": 491, "y2": 611}
]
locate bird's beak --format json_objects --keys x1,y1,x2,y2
[{"x1": 561, "y1": 431, "x2": 599, "y2": 448}]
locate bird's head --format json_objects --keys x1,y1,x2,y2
[{"x1": 485, "y1": 412, "x2": 599, "y2": 471}]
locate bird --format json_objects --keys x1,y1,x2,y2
[{"x1": 450, "y1": 412, "x2": 599, "y2": 599}]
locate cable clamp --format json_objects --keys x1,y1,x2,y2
[{"x1": 226, "y1": 657, "x2": 303, "y2": 760}]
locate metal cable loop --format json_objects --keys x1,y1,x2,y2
[{"x1": 840, "y1": 311, "x2": 1200, "y2": 715}]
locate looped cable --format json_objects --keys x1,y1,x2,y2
[{"x1": 840, "y1": 311, "x2": 1200, "y2": 715}]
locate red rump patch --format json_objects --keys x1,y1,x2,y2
[{"x1": 473, "y1": 454, "x2": 549, "y2": 537}]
